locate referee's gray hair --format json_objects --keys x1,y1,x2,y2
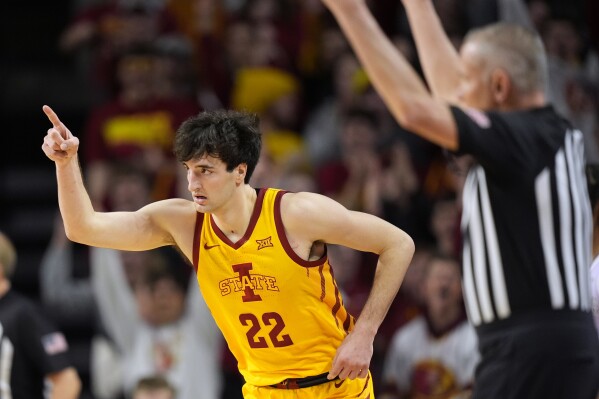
[
  {"x1": 465, "y1": 23, "x2": 548, "y2": 94},
  {"x1": 0, "y1": 231, "x2": 17, "y2": 278}
]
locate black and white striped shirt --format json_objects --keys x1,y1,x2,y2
[
  {"x1": 0, "y1": 291, "x2": 73, "y2": 399},
  {"x1": 451, "y1": 106, "x2": 592, "y2": 327}
]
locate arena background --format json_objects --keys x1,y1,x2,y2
[{"x1": 0, "y1": 1, "x2": 596, "y2": 398}]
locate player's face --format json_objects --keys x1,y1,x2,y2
[
  {"x1": 184, "y1": 155, "x2": 244, "y2": 214},
  {"x1": 457, "y1": 41, "x2": 495, "y2": 110}
]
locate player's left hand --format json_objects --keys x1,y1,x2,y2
[{"x1": 328, "y1": 329, "x2": 372, "y2": 380}]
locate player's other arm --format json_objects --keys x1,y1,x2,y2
[
  {"x1": 47, "y1": 367, "x2": 81, "y2": 399},
  {"x1": 282, "y1": 192, "x2": 415, "y2": 380},
  {"x1": 321, "y1": 0, "x2": 459, "y2": 151},
  {"x1": 41, "y1": 105, "x2": 189, "y2": 251}
]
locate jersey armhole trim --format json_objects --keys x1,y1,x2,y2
[
  {"x1": 192, "y1": 212, "x2": 205, "y2": 272},
  {"x1": 273, "y1": 190, "x2": 328, "y2": 268}
]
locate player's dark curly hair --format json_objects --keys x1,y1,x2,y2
[{"x1": 174, "y1": 110, "x2": 262, "y2": 184}]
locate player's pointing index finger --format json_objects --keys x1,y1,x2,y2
[{"x1": 43, "y1": 105, "x2": 62, "y2": 129}]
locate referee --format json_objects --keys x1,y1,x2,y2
[
  {"x1": 0, "y1": 231, "x2": 81, "y2": 399},
  {"x1": 323, "y1": 0, "x2": 599, "y2": 398}
]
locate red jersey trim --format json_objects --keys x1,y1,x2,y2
[
  {"x1": 343, "y1": 311, "x2": 354, "y2": 333},
  {"x1": 210, "y1": 188, "x2": 266, "y2": 249},
  {"x1": 273, "y1": 190, "x2": 327, "y2": 268},
  {"x1": 192, "y1": 212, "x2": 205, "y2": 272}
]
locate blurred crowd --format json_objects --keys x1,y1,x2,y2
[{"x1": 21, "y1": 0, "x2": 599, "y2": 398}]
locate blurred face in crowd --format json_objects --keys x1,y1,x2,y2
[
  {"x1": 248, "y1": 0, "x2": 279, "y2": 21},
  {"x1": 542, "y1": 20, "x2": 580, "y2": 62},
  {"x1": 340, "y1": 117, "x2": 376, "y2": 152},
  {"x1": 110, "y1": 173, "x2": 150, "y2": 212},
  {"x1": 267, "y1": 93, "x2": 299, "y2": 129},
  {"x1": 430, "y1": 198, "x2": 458, "y2": 241},
  {"x1": 424, "y1": 258, "x2": 462, "y2": 313},
  {"x1": 150, "y1": 278, "x2": 186, "y2": 325},
  {"x1": 226, "y1": 22, "x2": 252, "y2": 69},
  {"x1": 118, "y1": 54, "x2": 155, "y2": 89},
  {"x1": 134, "y1": 388, "x2": 174, "y2": 399},
  {"x1": 121, "y1": 251, "x2": 148, "y2": 288},
  {"x1": 334, "y1": 53, "x2": 360, "y2": 102},
  {"x1": 321, "y1": 28, "x2": 349, "y2": 70},
  {"x1": 249, "y1": 22, "x2": 285, "y2": 67},
  {"x1": 528, "y1": 0, "x2": 550, "y2": 31},
  {"x1": 136, "y1": 277, "x2": 186, "y2": 327}
]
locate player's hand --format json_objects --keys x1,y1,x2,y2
[
  {"x1": 328, "y1": 329, "x2": 372, "y2": 381},
  {"x1": 41, "y1": 105, "x2": 80, "y2": 166}
]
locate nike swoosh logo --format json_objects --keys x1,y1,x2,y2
[
  {"x1": 334, "y1": 379, "x2": 344, "y2": 388},
  {"x1": 204, "y1": 243, "x2": 220, "y2": 250}
]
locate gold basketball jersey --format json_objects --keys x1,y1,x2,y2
[{"x1": 192, "y1": 188, "x2": 355, "y2": 386}]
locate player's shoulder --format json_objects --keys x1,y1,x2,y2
[
  {"x1": 279, "y1": 190, "x2": 335, "y2": 208},
  {"x1": 143, "y1": 197, "x2": 196, "y2": 214},
  {"x1": 140, "y1": 198, "x2": 198, "y2": 240},
  {"x1": 278, "y1": 191, "x2": 341, "y2": 220}
]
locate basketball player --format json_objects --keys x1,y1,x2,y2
[{"x1": 41, "y1": 106, "x2": 415, "y2": 398}]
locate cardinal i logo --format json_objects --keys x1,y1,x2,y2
[{"x1": 219, "y1": 262, "x2": 280, "y2": 301}]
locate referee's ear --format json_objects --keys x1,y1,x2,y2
[{"x1": 490, "y1": 69, "x2": 511, "y2": 106}]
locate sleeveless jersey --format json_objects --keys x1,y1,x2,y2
[{"x1": 192, "y1": 188, "x2": 355, "y2": 386}]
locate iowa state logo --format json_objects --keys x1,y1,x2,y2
[{"x1": 219, "y1": 262, "x2": 279, "y2": 301}]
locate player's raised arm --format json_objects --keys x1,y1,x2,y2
[
  {"x1": 281, "y1": 191, "x2": 415, "y2": 381},
  {"x1": 320, "y1": 0, "x2": 459, "y2": 150},
  {"x1": 41, "y1": 105, "x2": 188, "y2": 251}
]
